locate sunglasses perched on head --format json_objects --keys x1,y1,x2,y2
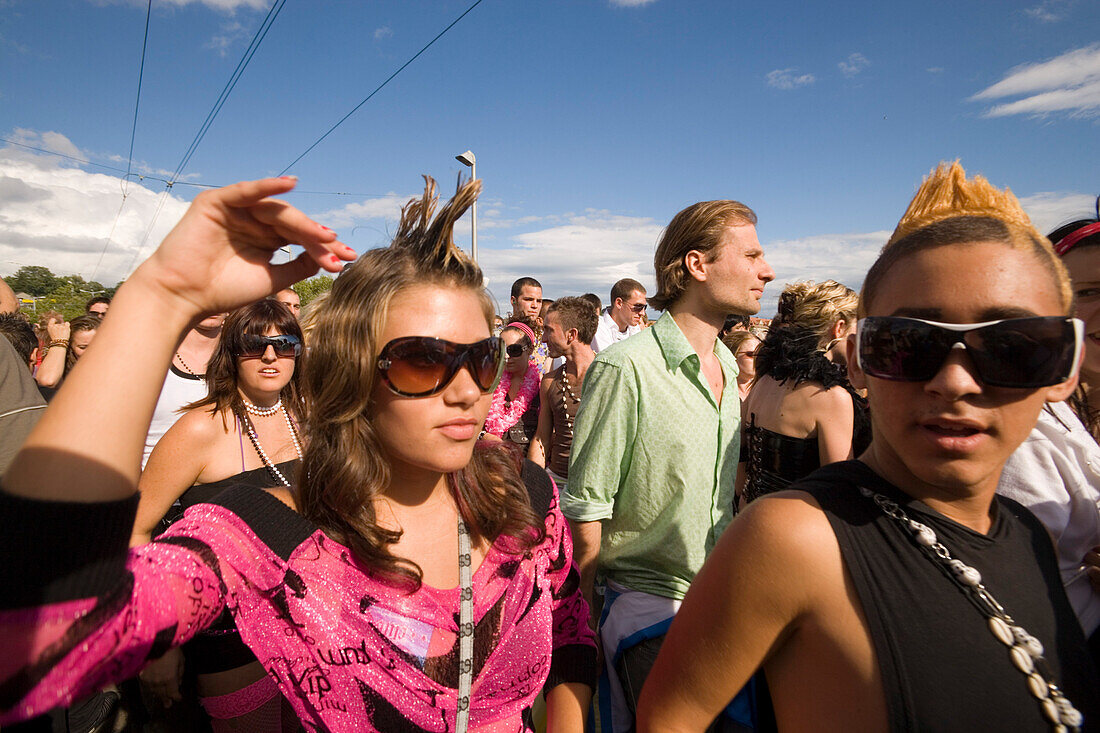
[
  {"x1": 856, "y1": 316, "x2": 1083, "y2": 388},
  {"x1": 377, "y1": 336, "x2": 504, "y2": 397},
  {"x1": 236, "y1": 334, "x2": 302, "y2": 359}
]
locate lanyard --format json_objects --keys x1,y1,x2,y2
[{"x1": 457, "y1": 519, "x2": 473, "y2": 733}]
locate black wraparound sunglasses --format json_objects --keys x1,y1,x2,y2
[
  {"x1": 236, "y1": 334, "x2": 302, "y2": 359},
  {"x1": 856, "y1": 316, "x2": 1082, "y2": 389}
]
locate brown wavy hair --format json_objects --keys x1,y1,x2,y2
[
  {"x1": 296, "y1": 176, "x2": 544, "y2": 590},
  {"x1": 63, "y1": 315, "x2": 102, "y2": 376},
  {"x1": 185, "y1": 299, "x2": 304, "y2": 427}
]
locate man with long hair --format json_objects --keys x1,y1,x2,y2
[{"x1": 563, "y1": 198, "x2": 774, "y2": 730}]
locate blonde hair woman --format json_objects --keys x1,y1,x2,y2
[{"x1": 738, "y1": 280, "x2": 867, "y2": 505}]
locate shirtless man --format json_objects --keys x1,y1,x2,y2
[
  {"x1": 637, "y1": 164, "x2": 1100, "y2": 731},
  {"x1": 528, "y1": 296, "x2": 598, "y2": 492}
]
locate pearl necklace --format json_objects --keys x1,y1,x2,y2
[
  {"x1": 241, "y1": 402, "x2": 303, "y2": 487},
  {"x1": 242, "y1": 397, "x2": 282, "y2": 417},
  {"x1": 862, "y1": 487, "x2": 1082, "y2": 731}
]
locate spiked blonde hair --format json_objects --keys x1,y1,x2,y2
[{"x1": 860, "y1": 162, "x2": 1072, "y2": 317}]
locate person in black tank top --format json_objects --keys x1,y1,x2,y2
[
  {"x1": 637, "y1": 163, "x2": 1100, "y2": 732},
  {"x1": 130, "y1": 300, "x2": 305, "y2": 732}
]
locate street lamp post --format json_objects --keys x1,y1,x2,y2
[{"x1": 455, "y1": 150, "x2": 477, "y2": 263}]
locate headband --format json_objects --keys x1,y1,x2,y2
[
  {"x1": 1054, "y1": 221, "x2": 1100, "y2": 257},
  {"x1": 505, "y1": 321, "x2": 537, "y2": 345}
]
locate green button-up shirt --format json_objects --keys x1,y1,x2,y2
[{"x1": 561, "y1": 311, "x2": 741, "y2": 600}]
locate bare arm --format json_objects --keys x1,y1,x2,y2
[
  {"x1": 568, "y1": 518, "x2": 602, "y2": 618},
  {"x1": 34, "y1": 320, "x2": 69, "y2": 388},
  {"x1": 0, "y1": 278, "x2": 17, "y2": 314},
  {"x1": 527, "y1": 376, "x2": 554, "y2": 467},
  {"x1": 4, "y1": 178, "x2": 352, "y2": 503},
  {"x1": 814, "y1": 386, "x2": 856, "y2": 466},
  {"x1": 545, "y1": 682, "x2": 592, "y2": 732},
  {"x1": 130, "y1": 411, "x2": 213, "y2": 546},
  {"x1": 636, "y1": 493, "x2": 834, "y2": 732}
]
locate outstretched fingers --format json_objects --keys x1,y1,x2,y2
[{"x1": 245, "y1": 192, "x2": 354, "y2": 273}]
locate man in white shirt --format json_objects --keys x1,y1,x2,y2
[{"x1": 592, "y1": 278, "x2": 647, "y2": 353}]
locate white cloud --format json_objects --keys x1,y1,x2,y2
[
  {"x1": 1018, "y1": 191, "x2": 1098, "y2": 234},
  {"x1": 0, "y1": 132, "x2": 190, "y2": 286},
  {"x1": 838, "y1": 52, "x2": 869, "y2": 78},
  {"x1": 206, "y1": 20, "x2": 248, "y2": 56},
  {"x1": 608, "y1": 0, "x2": 658, "y2": 6},
  {"x1": 1022, "y1": 0, "x2": 1075, "y2": 22},
  {"x1": 927, "y1": 67, "x2": 945, "y2": 74},
  {"x1": 766, "y1": 68, "x2": 816, "y2": 90},
  {"x1": 478, "y1": 213, "x2": 663, "y2": 307},
  {"x1": 101, "y1": 0, "x2": 270, "y2": 10},
  {"x1": 757, "y1": 231, "x2": 888, "y2": 316},
  {"x1": 971, "y1": 44, "x2": 1100, "y2": 118},
  {"x1": 374, "y1": 26, "x2": 393, "y2": 40}
]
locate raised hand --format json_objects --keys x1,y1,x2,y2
[{"x1": 131, "y1": 177, "x2": 355, "y2": 322}]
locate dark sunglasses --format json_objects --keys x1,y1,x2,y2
[
  {"x1": 377, "y1": 336, "x2": 504, "y2": 397},
  {"x1": 856, "y1": 316, "x2": 1083, "y2": 388},
  {"x1": 236, "y1": 334, "x2": 302, "y2": 359},
  {"x1": 506, "y1": 342, "x2": 530, "y2": 357},
  {"x1": 629, "y1": 302, "x2": 648, "y2": 313}
]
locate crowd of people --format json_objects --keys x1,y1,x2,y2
[{"x1": 0, "y1": 162, "x2": 1097, "y2": 733}]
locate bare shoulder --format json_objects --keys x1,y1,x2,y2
[
  {"x1": 168, "y1": 406, "x2": 228, "y2": 444},
  {"x1": 709, "y1": 490, "x2": 842, "y2": 608},
  {"x1": 263, "y1": 486, "x2": 298, "y2": 511},
  {"x1": 798, "y1": 381, "x2": 854, "y2": 408}
]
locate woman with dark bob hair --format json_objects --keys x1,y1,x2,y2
[
  {"x1": 131, "y1": 298, "x2": 304, "y2": 730},
  {"x1": 0, "y1": 176, "x2": 596, "y2": 732}
]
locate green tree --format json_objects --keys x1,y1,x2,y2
[
  {"x1": 4, "y1": 266, "x2": 59, "y2": 296},
  {"x1": 295, "y1": 275, "x2": 334, "y2": 307}
]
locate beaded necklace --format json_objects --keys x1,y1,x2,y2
[
  {"x1": 242, "y1": 397, "x2": 282, "y2": 417},
  {"x1": 240, "y1": 402, "x2": 302, "y2": 487},
  {"x1": 861, "y1": 487, "x2": 1082, "y2": 731},
  {"x1": 174, "y1": 352, "x2": 203, "y2": 377},
  {"x1": 559, "y1": 370, "x2": 581, "y2": 435}
]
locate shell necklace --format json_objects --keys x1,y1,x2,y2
[
  {"x1": 241, "y1": 402, "x2": 302, "y2": 487},
  {"x1": 862, "y1": 487, "x2": 1082, "y2": 732},
  {"x1": 559, "y1": 370, "x2": 581, "y2": 435}
]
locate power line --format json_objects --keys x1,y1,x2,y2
[
  {"x1": 90, "y1": 0, "x2": 153, "y2": 283},
  {"x1": 170, "y1": 0, "x2": 287, "y2": 183},
  {"x1": 1, "y1": 138, "x2": 129, "y2": 174},
  {"x1": 128, "y1": 0, "x2": 288, "y2": 271},
  {"x1": 277, "y1": 0, "x2": 486, "y2": 176},
  {"x1": 1, "y1": 138, "x2": 395, "y2": 197},
  {"x1": 125, "y1": 0, "x2": 153, "y2": 191}
]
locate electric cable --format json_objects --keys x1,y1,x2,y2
[
  {"x1": 128, "y1": 0, "x2": 288, "y2": 271},
  {"x1": 277, "y1": 0, "x2": 486, "y2": 175},
  {"x1": 1, "y1": 138, "x2": 392, "y2": 196},
  {"x1": 90, "y1": 0, "x2": 153, "y2": 283}
]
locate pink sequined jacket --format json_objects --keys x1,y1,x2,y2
[{"x1": 0, "y1": 465, "x2": 597, "y2": 731}]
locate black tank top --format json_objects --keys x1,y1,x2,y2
[{"x1": 795, "y1": 461, "x2": 1100, "y2": 732}]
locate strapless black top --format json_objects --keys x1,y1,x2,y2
[{"x1": 743, "y1": 416, "x2": 820, "y2": 504}]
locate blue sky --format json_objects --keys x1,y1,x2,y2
[{"x1": 1, "y1": 0, "x2": 1098, "y2": 315}]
